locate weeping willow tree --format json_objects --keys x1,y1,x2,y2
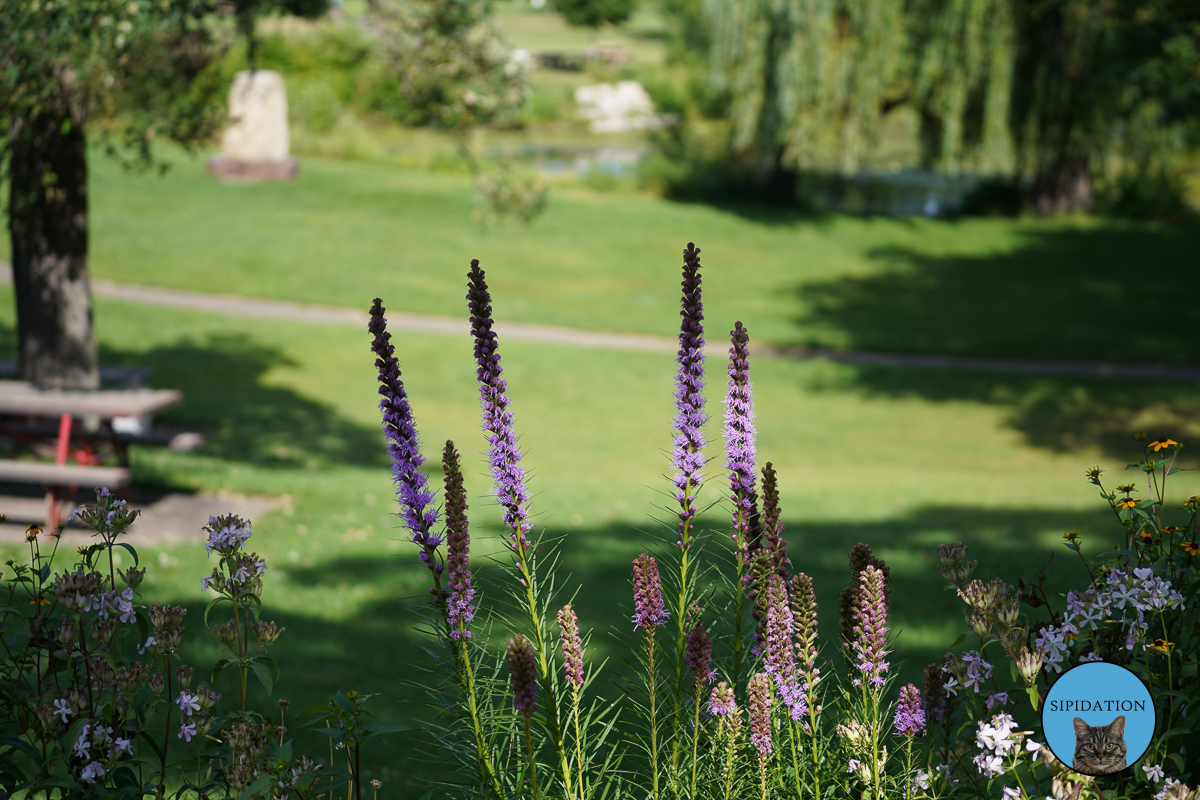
[
  {"x1": 704, "y1": 0, "x2": 906, "y2": 181},
  {"x1": 697, "y1": 0, "x2": 1200, "y2": 212}
]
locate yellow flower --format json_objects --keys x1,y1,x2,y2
[
  {"x1": 1138, "y1": 530, "x2": 1154, "y2": 542},
  {"x1": 1162, "y1": 526, "x2": 1185, "y2": 535},
  {"x1": 1062, "y1": 529, "x2": 1081, "y2": 542},
  {"x1": 1149, "y1": 438, "x2": 1179, "y2": 452},
  {"x1": 1181, "y1": 541, "x2": 1200, "y2": 556},
  {"x1": 1116, "y1": 498, "x2": 1138, "y2": 510},
  {"x1": 25, "y1": 524, "x2": 42, "y2": 541},
  {"x1": 28, "y1": 596, "x2": 50, "y2": 607},
  {"x1": 1115, "y1": 484, "x2": 1137, "y2": 494},
  {"x1": 1148, "y1": 638, "x2": 1174, "y2": 654}
]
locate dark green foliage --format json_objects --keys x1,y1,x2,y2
[{"x1": 552, "y1": 0, "x2": 638, "y2": 29}]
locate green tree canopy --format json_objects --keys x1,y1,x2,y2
[
  {"x1": 694, "y1": 0, "x2": 1200, "y2": 212},
  {"x1": 552, "y1": 0, "x2": 638, "y2": 30},
  {"x1": 1, "y1": 0, "x2": 325, "y2": 388}
]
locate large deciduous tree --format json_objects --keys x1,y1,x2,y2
[
  {"x1": 1, "y1": 0, "x2": 327, "y2": 389},
  {"x1": 2, "y1": 0, "x2": 226, "y2": 389},
  {"x1": 696, "y1": 0, "x2": 1200, "y2": 213}
]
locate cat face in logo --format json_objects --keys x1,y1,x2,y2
[{"x1": 1071, "y1": 715, "x2": 1127, "y2": 775}]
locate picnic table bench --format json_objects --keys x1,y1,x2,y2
[{"x1": 0, "y1": 380, "x2": 186, "y2": 527}]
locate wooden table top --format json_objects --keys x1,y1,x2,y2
[{"x1": 0, "y1": 381, "x2": 182, "y2": 419}]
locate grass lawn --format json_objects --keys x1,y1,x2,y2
[{"x1": 2, "y1": 153, "x2": 1199, "y2": 797}]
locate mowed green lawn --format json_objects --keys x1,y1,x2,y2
[{"x1": 2, "y1": 153, "x2": 1199, "y2": 796}]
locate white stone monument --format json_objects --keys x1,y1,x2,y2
[
  {"x1": 208, "y1": 70, "x2": 299, "y2": 181},
  {"x1": 574, "y1": 81, "x2": 671, "y2": 134}
]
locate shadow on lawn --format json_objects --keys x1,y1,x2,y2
[
  {"x1": 104, "y1": 333, "x2": 388, "y2": 471},
  {"x1": 0, "y1": 310, "x2": 386, "y2": 472},
  {"x1": 219, "y1": 503, "x2": 1114, "y2": 797},
  {"x1": 791, "y1": 223, "x2": 1200, "y2": 457}
]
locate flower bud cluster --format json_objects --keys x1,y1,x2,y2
[
  {"x1": 558, "y1": 604, "x2": 585, "y2": 690},
  {"x1": 936, "y1": 542, "x2": 977, "y2": 586}
]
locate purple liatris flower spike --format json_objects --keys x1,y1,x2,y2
[
  {"x1": 852, "y1": 565, "x2": 890, "y2": 690},
  {"x1": 466, "y1": 262, "x2": 533, "y2": 558},
  {"x1": 507, "y1": 634, "x2": 538, "y2": 715},
  {"x1": 764, "y1": 573, "x2": 807, "y2": 720},
  {"x1": 368, "y1": 299, "x2": 439, "y2": 551},
  {"x1": 894, "y1": 683, "x2": 926, "y2": 736},
  {"x1": 709, "y1": 681, "x2": 736, "y2": 716},
  {"x1": 685, "y1": 623, "x2": 713, "y2": 689},
  {"x1": 631, "y1": 553, "x2": 668, "y2": 630},
  {"x1": 443, "y1": 441, "x2": 474, "y2": 639},
  {"x1": 724, "y1": 321, "x2": 757, "y2": 559},
  {"x1": 748, "y1": 672, "x2": 773, "y2": 757},
  {"x1": 558, "y1": 605, "x2": 584, "y2": 690},
  {"x1": 671, "y1": 243, "x2": 707, "y2": 547}
]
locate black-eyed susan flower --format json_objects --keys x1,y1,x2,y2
[
  {"x1": 1148, "y1": 638, "x2": 1174, "y2": 654},
  {"x1": 1184, "y1": 496, "x2": 1199, "y2": 509},
  {"x1": 1062, "y1": 529, "x2": 1081, "y2": 542},
  {"x1": 1116, "y1": 498, "x2": 1138, "y2": 510},
  {"x1": 1085, "y1": 466, "x2": 1104, "y2": 482},
  {"x1": 28, "y1": 596, "x2": 50, "y2": 607},
  {"x1": 25, "y1": 524, "x2": 42, "y2": 541},
  {"x1": 1181, "y1": 541, "x2": 1200, "y2": 556},
  {"x1": 1149, "y1": 438, "x2": 1179, "y2": 452},
  {"x1": 1115, "y1": 484, "x2": 1137, "y2": 495},
  {"x1": 1139, "y1": 530, "x2": 1154, "y2": 542},
  {"x1": 1162, "y1": 526, "x2": 1185, "y2": 535}
]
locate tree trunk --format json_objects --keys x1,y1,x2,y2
[
  {"x1": 9, "y1": 112, "x2": 100, "y2": 390},
  {"x1": 1028, "y1": 155, "x2": 1093, "y2": 215}
]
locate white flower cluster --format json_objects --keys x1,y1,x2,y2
[
  {"x1": 972, "y1": 713, "x2": 1040, "y2": 778},
  {"x1": 1036, "y1": 567, "x2": 1185, "y2": 673}
]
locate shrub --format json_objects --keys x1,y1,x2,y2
[{"x1": 0, "y1": 497, "x2": 399, "y2": 799}]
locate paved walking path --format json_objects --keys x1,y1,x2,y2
[{"x1": 3, "y1": 263, "x2": 1199, "y2": 381}]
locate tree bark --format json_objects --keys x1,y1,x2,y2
[
  {"x1": 1028, "y1": 155, "x2": 1093, "y2": 215},
  {"x1": 9, "y1": 112, "x2": 100, "y2": 390}
]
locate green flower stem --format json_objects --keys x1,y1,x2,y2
[
  {"x1": 523, "y1": 712, "x2": 540, "y2": 800},
  {"x1": 458, "y1": 630, "x2": 503, "y2": 799},
  {"x1": 670, "y1": 475, "x2": 698, "y2": 780},
  {"x1": 730, "y1": 505, "x2": 749, "y2": 692},
  {"x1": 688, "y1": 679, "x2": 702, "y2": 798},
  {"x1": 513, "y1": 541, "x2": 573, "y2": 800},
  {"x1": 571, "y1": 686, "x2": 585, "y2": 800},
  {"x1": 647, "y1": 627, "x2": 661, "y2": 800},
  {"x1": 158, "y1": 651, "x2": 174, "y2": 799},
  {"x1": 787, "y1": 717, "x2": 802, "y2": 798}
]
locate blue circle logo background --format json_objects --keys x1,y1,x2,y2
[{"x1": 1042, "y1": 661, "x2": 1155, "y2": 773}]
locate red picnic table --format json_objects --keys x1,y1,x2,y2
[{"x1": 0, "y1": 380, "x2": 183, "y2": 527}]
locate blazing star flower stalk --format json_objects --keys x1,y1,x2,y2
[
  {"x1": 672, "y1": 242, "x2": 708, "y2": 549},
  {"x1": 442, "y1": 441, "x2": 500, "y2": 800},
  {"x1": 443, "y1": 442, "x2": 474, "y2": 640},
  {"x1": 838, "y1": 543, "x2": 891, "y2": 666},
  {"x1": 721, "y1": 320, "x2": 764, "y2": 696},
  {"x1": 684, "y1": 622, "x2": 712, "y2": 796},
  {"x1": 558, "y1": 604, "x2": 587, "y2": 800},
  {"x1": 369, "y1": 299, "x2": 442, "y2": 599},
  {"x1": 851, "y1": 565, "x2": 890, "y2": 800},
  {"x1": 792, "y1": 571, "x2": 823, "y2": 800},
  {"x1": 508, "y1": 635, "x2": 541, "y2": 800},
  {"x1": 664, "y1": 243, "x2": 709, "y2": 781},
  {"x1": 894, "y1": 684, "x2": 926, "y2": 737},
  {"x1": 852, "y1": 566, "x2": 890, "y2": 691},
  {"x1": 763, "y1": 572, "x2": 808, "y2": 798},
  {"x1": 748, "y1": 672, "x2": 773, "y2": 800},
  {"x1": 709, "y1": 683, "x2": 741, "y2": 800},
  {"x1": 467, "y1": 260, "x2": 572, "y2": 797},
  {"x1": 632, "y1": 553, "x2": 666, "y2": 800}
]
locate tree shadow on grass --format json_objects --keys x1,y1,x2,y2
[
  {"x1": 790, "y1": 223, "x2": 1200, "y2": 457},
  {"x1": 0, "y1": 309, "x2": 387, "y2": 473},
  {"x1": 99, "y1": 333, "x2": 388, "y2": 472},
  {"x1": 211, "y1": 503, "x2": 1120, "y2": 797}
]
